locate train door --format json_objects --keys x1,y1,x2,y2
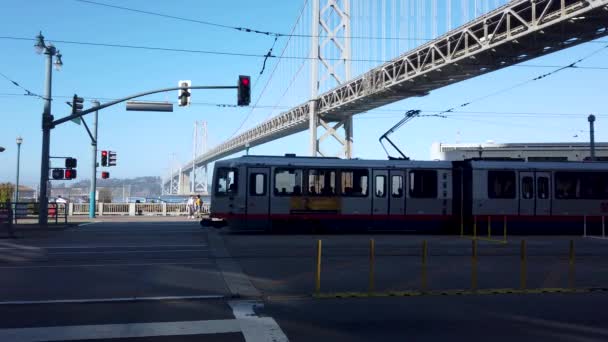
[
  {"x1": 246, "y1": 167, "x2": 270, "y2": 229},
  {"x1": 519, "y1": 171, "x2": 535, "y2": 215},
  {"x1": 389, "y1": 170, "x2": 405, "y2": 216},
  {"x1": 535, "y1": 172, "x2": 551, "y2": 216},
  {"x1": 372, "y1": 170, "x2": 389, "y2": 218}
]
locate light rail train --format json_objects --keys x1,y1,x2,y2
[{"x1": 202, "y1": 155, "x2": 608, "y2": 234}]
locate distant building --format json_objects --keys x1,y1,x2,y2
[
  {"x1": 14, "y1": 185, "x2": 36, "y2": 201},
  {"x1": 430, "y1": 142, "x2": 608, "y2": 161}
]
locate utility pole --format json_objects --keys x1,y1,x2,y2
[
  {"x1": 90, "y1": 100, "x2": 100, "y2": 218},
  {"x1": 35, "y1": 32, "x2": 63, "y2": 225},
  {"x1": 15, "y1": 137, "x2": 23, "y2": 204},
  {"x1": 589, "y1": 114, "x2": 596, "y2": 161}
]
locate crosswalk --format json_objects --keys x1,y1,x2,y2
[{"x1": 0, "y1": 300, "x2": 288, "y2": 342}]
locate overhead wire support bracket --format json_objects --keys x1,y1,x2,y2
[{"x1": 379, "y1": 109, "x2": 421, "y2": 160}]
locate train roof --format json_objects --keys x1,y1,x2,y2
[
  {"x1": 214, "y1": 155, "x2": 608, "y2": 171},
  {"x1": 216, "y1": 155, "x2": 453, "y2": 169},
  {"x1": 469, "y1": 160, "x2": 608, "y2": 170}
]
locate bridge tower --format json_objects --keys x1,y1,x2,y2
[
  {"x1": 191, "y1": 121, "x2": 209, "y2": 195},
  {"x1": 310, "y1": 0, "x2": 352, "y2": 158}
]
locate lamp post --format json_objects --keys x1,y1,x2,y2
[
  {"x1": 15, "y1": 137, "x2": 23, "y2": 204},
  {"x1": 35, "y1": 31, "x2": 63, "y2": 225},
  {"x1": 589, "y1": 114, "x2": 596, "y2": 161}
]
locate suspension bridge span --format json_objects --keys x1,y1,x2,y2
[{"x1": 164, "y1": 0, "x2": 608, "y2": 195}]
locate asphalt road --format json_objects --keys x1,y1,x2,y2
[{"x1": 1, "y1": 220, "x2": 608, "y2": 341}]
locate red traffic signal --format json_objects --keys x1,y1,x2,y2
[
  {"x1": 237, "y1": 75, "x2": 251, "y2": 106},
  {"x1": 65, "y1": 169, "x2": 77, "y2": 180},
  {"x1": 101, "y1": 150, "x2": 108, "y2": 166},
  {"x1": 101, "y1": 171, "x2": 110, "y2": 179}
]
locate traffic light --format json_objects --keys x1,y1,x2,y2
[
  {"x1": 72, "y1": 95, "x2": 84, "y2": 115},
  {"x1": 51, "y1": 169, "x2": 64, "y2": 180},
  {"x1": 237, "y1": 75, "x2": 251, "y2": 106},
  {"x1": 178, "y1": 80, "x2": 191, "y2": 107},
  {"x1": 65, "y1": 157, "x2": 77, "y2": 168},
  {"x1": 108, "y1": 151, "x2": 117, "y2": 166},
  {"x1": 101, "y1": 150, "x2": 108, "y2": 167},
  {"x1": 101, "y1": 171, "x2": 110, "y2": 179},
  {"x1": 65, "y1": 169, "x2": 77, "y2": 180}
]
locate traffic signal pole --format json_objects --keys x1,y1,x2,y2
[
  {"x1": 39, "y1": 84, "x2": 240, "y2": 225},
  {"x1": 89, "y1": 100, "x2": 99, "y2": 218}
]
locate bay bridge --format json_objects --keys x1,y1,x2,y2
[{"x1": 163, "y1": 0, "x2": 608, "y2": 195}]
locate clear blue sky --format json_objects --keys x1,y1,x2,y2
[{"x1": 1, "y1": 0, "x2": 607, "y2": 188}]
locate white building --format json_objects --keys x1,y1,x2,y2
[{"x1": 430, "y1": 142, "x2": 608, "y2": 161}]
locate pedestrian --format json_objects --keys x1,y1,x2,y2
[
  {"x1": 187, "y1": 195, "x2": 195, "y2": 219},
  {"x1": 195, "y1": 195, "x2": 202, "y2": 218}
]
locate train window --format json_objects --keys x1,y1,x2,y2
[
  {"x1": 341, "y1": 169, "x2": 369, "y2": 196},
  {"x1": 409, "y1": 170, "x2": 438, "y2": 198},
  {"x1": 521, "y1": 176, "x2": 534, "y2": 199},
  {"x1": 307, "y1": 169, "x2": 336, "y2": 196},
  {"x1": 274, "y1": 168, "x2": 303, "y2": 196},
  {"x1": 249, "y1": 173, "x2": 266, "y2": 196},
  {"x1": 392, "y1": 175, "x2": 404, "y2": 197},
  {"x1": 375, "y1": 175, "x2": 386, "y2": 198},
  {"x1": 555, "y1": 172, "x2": 608, "y2": 199},
  {"x1": 537, "y1": 177, "x2": 549, "y2": 199},
  {"x1": 216, "y1": 168, "x2": 238, "y2": 196},
  {"x1": 488, "y1": 171, "x2": 516, "y2": 199}
]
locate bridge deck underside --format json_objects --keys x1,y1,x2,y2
[{"x1": 170, "y1": 0, "x2": 608, "y2": 186}]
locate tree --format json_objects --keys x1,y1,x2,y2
[{"x1": 0, "y1": 183, "x2": 15, "y2": 203}]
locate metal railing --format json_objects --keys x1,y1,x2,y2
[{"x1": 63, "y1": 202, "x2": 210, "y2": 216}]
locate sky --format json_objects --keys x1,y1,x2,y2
[{"x1": 0, "y1": 0, "x2": 607, "y2": 189}]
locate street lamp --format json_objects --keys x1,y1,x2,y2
[
  {"x1": 0, "y1": 147, "x2": 5, "y2": 152},
  {"x1": 15, "y1": 137, "x2": 22, "y2": 204},
  {"x1": 35, "y1": 31, "x2": 63, "y2": 225}
]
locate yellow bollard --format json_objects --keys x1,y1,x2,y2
[
  {"x1": 583, "y1": 215, "x2": 587, "y2": 237},
  {"x1": 369, "y1": 239, "x2": 375, "y2": 293},
  {"x1": 503, "y1": 216, "x2": 507, "y2": 243},
  {"x1": 488, "y1": 216, "x2": 492, "y2": 238},
  {"x1": 569, "y1": 240, "x2": 575, "y2": 289},
  {"x1": 315, "y1": 240, "x2": 322, "y2": 293},
  {"x1": 421, "y1": 240, "x2": 428, "y2": 291},
  {"x1": 520, "y1": 240, "x2": 527, "y2": 290},
  {"x1": 471, "y1": 239, "x2": 478, "y2": 291}
]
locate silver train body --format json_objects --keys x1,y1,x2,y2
[{"x1": 204, "y1": 155, "x2": 608, "y2": 234}]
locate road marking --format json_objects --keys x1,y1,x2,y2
[
  {"x1": 0, "y1": 261, "x2": 214, "y2": 269},
  {"x1": 230, "y1": 300, "x2": 289, "y2": 342},
  {"x1": 0, "y1": 294, "x2": 225, "y2": 305},
  {"x1": 77, "y1": 222, "x2": 100, "y2": 227},
  {"x1": 0, "y1": 319, "x2": 240, "y2": 341}
]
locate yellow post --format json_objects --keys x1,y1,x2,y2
[
  {"x1": 471, "y1": 239, "x2": 478, "y2": 291},
  {"x1": 369, "y1": 239, "x2": 375, "y2": 293},
  {"x1": 568, "y1": 239, "x2": 575, "y2": 289},
  {"x1": 583, "y1": 215, "x2": 587, "y2": 237},
  {"x1": 520, "y1": 240, "x2": 527, "y2": 290},
  {"x1": 315, "y1": 240, "x2": 322, "y2": 293},
  {"x1": 473, "y1": 216, "x2": 477, "y2": 239},
  {"x1": 488, "y1": 216, "x2": 492, "y2": 238},
  {"x1": 421, "y1": 240, "x2": 428, "y2": 291},
  {"x1": 503, "y1": 215, "x2": 507, "y2": 243}
]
